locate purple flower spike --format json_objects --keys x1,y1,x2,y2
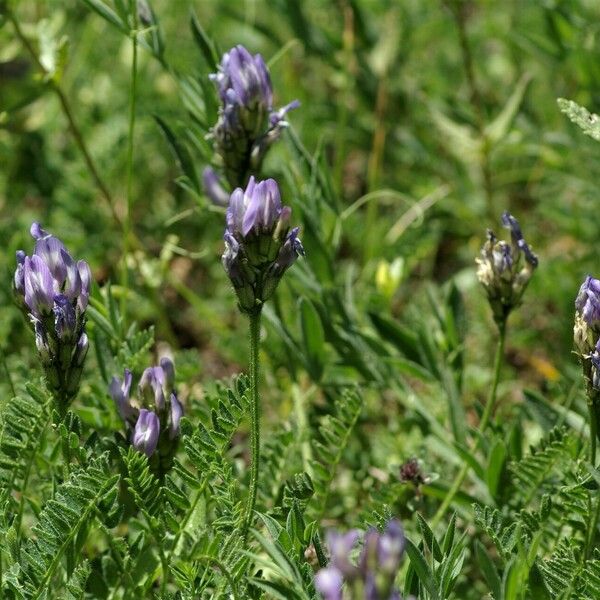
[
  {"x1": 212, "y1": 45, "x2": 273, "y2": 110},
  {"x1": 110, "y1": 369, "x2": 137, "y2": 424},
  {"x1": 314, "y1": 566, "x2": 343, "y2": 600},
  {"x1": 222, "y1": 177, "x2": 303, "y2": 313},
  {"x1": 109, "y1": 358, "x2": 181, "y2": 473},
  {"x1": 132, "y1": 409, "x2": 160, "y2": 457},
  {"x1": 209, "y1": 45, "x2": 299, "y2": 188},
  {"x1": 576, "y1": 276, "x2": 600, "y2": 327},
  {"x1": 16, "y1": 222, "x2": 92, "y2": 410}
]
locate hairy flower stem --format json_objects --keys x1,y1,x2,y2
[
  {"x1": 431, "y1": 319, "x2": 506, "y2": 528},
  {"x1": 586, "y1": 385, "x2": 599, "y2": 465},
  {"x1": 242, "y1": 308, "x2": 262, "y2": 541},
  {"x1": 586, "y1": 492, "x2": 600, "y2": 560},
  {"x1": 121, "y1": 5, "x2": 139, "y2": 321}
]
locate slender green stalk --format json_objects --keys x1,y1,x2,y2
[
  {"x1": 121, "y1": 3, "x2": 139, "y2": 320},
  {"x1": 588, "y1": 397, "x2": 597, "y2": 465},
  {"x1": 587, "y1": 488, "x2": 600, "y2": 560},
  {"x1": 431, "y1": 320, "x2": 506, "y2": 527},
  {"x1": 242, "y1": 309, "x2": 262, "y2": 541}
]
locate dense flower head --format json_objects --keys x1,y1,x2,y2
[
  {"x1": 315, "y1": 519, "x2": 411, "y2": 600},
  {"x1": 14, "y1": 223, "x2": 91, "y2": 409},
  {"x1": 222, "y1": 177, "x2": 304, "y2": 313},
  {"x1": 207, "y1": 44, "x2": 299, "y2": 192},
  {"x1": 475, "y1": 211, "x2": 538, "y2": 324},
  {"x1": 574, "y1": 275, "x2": 600, "y2": 359},
  {"x1": 109, "y1": 357, "x2": 183, "y2": 474},
  {"x1": 576, "y1": 276, "x2": 600, "y2": 327}
]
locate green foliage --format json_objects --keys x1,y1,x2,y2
[
  {"x1": 15, "y1": 456, "x2": 119, "y2": 598},
  {"x1": 308, "y1": 389, "x2": 362, "y2": 519},
  {"x1": 558, "y1": 99, "x2": 600, "y2": 142},
  {"x1": 0, "y1": 383, "x2": 50, "y2": 494}
]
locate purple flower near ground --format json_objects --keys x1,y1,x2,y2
[
  {"x1": 132, "y1": 409, "x2": 160, "y2": 457},
  {"x1": 222, "y1": 177, "x2": 304, "y2": 313},
  {"x1": 109, "y1": 358, "x2": 183, "y2": 468}
]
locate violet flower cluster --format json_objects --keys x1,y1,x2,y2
[
  {"x1": 315, "y1": 520, "x2": 412, "y2": 600},
  {"x1": 475, "y1": 211, "x2": 538, "y2": 325},
  {"x1": 222, "y1": 176, "x2": 304, "y2": 313},
  {"x1": 110, "y1": 358, "x2": 183, "y2": 475},
  {"x1": 14, "y1": 223, "x2": 91, "y2": 412},
  {"x1": 204, "y1": 44, "x2": 299, "y2": 204}
]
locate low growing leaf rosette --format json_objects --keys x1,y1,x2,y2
[
  {"x1": 13, "y1": 223, "x2": 91, "y2": 413},
  {"x1": 222, "y1": 176, "x2": 304, "y2": 314},
  {"x1": 204, "y1": 44, "x2": 299, "y2": 203},
  {"x1": 110, "y1": 357, "x2": 183, "y2": 477}
]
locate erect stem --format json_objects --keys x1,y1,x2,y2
[
  {"x1": 586, "y1": 488, "x2": 600, "y2": 560},
  {"x1": 587, "y1": 383, "x2": 599, "y2": 465},
  {"x1": 242, "y1": 308, "x2": 262, "y2": 542},
  {"x1": 431, "y1": 319, "x2": 507, "y2": 528},
  {"x1": 121, "y1": 2, "x2": 139, "y2": 321}
]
